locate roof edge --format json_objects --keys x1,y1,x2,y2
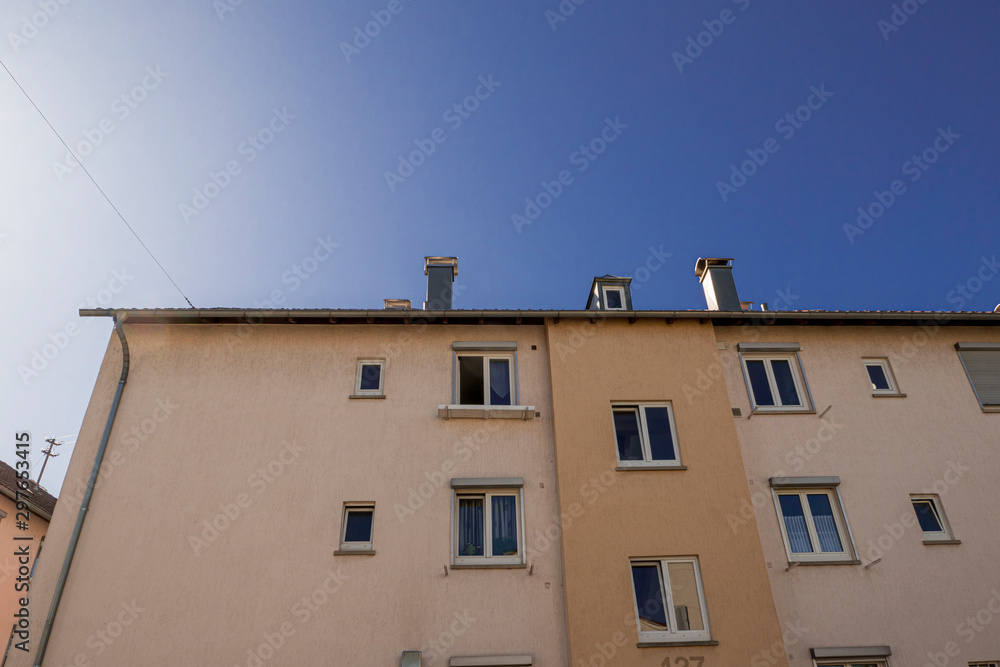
[{"x1": 79, "y1": 308, "x2": 1000, "y2": 326}]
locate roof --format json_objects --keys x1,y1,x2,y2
[
  {"x1": 80, "y1": 308, "x2": 1000, "y2": 327},
  {"x1": 0, "y1": 459, "x2": 57, "y2": 521}
]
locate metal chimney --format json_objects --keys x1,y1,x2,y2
[
  {"x1": 694, "y1": 257, "x2": 741, "y2": 311},
  {"x1": 424, "y1": 257, "x2": 458, "y2": 310}
]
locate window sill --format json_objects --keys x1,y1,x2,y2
[
  {"x1": 438, "y1": 405, "x2": 536, "y2": 420},
  {"x1": 872, "y1": 392, "x2": 906, "y2": 398},
  {"x1": 787, "y1": 559, "x2": 860, "y2": 566},
  {"x1": 923, "y1": 538, "x2": 961, "y2": 546},
  {"x1": 980, "y1": 405, "x2": 1000, "y2": 413},
  {"x1": 750, "y1": 408, "x2": 816, "y2": 416},
  {"x1": 616, "y1": 465, "x2": 687, "y2": 471},
  {"x1": 334, "y1": 549, "x2": 376, "y2": 556},
  {"x1": 450, "y1": 563, "x2": 527, "y2": 570},
  {"x1": 637, "y1": 640, "x2": 719, "y2": 648},
  {"x1": 349, "y1": 394, "x2": 385, "y2": 400}
]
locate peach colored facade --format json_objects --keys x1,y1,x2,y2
[
  {"x1": 14, "y1": 321, "x2": 568, "y2": 666},
  {"x1": 545, "y1": 317, "x2": 789, "y2": 666},
  {"x1": 713, "y1": 322, "x2": 1000, "y2": 666},
  {"x1": 0, "y1": 489, "x2": 50, "y2": 654}
]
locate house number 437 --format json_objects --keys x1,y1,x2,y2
[{"x1": 662, "y1": 659, "x2": 704, "y2": 667}]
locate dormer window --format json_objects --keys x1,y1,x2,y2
[{"x1": 586, "y1": 275, "x2": 633, "y2": 311}]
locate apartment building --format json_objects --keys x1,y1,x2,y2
[
  {"x1": 696, "y1": 258, "x2": 1000, "y2": 667},
  {"x1": 17, "y1": 258, "x2": 567, "y2": 666},
  {"x1": 19, "y1": 254, "x2": 1000, "y2": 667}
]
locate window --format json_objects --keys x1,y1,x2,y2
[
  {"x1": 968, "y1": 662, "x2": 999, "y2": 667},
  {"x1": 452, "y1": 479, "x2": 523, "y2": 566},
  {"x1": 815, "y1": 661, "x2": 887, "y2": 667},
  {"x1": 338, "y1": 504, "x2": 374, "y2": 552},
  {"x1": 956, "y1": 343, "x2": 1000, "y2": 411},
  {"x1": 440, "y1": 343, "x2": 533, "y2": 419},
  {"x1": 770, "y1": 478, "x2": 854, "y2": 563},
  {"x1": 864, "y1": 359, "x2": 901, "y2": 396},
  {"x1": 612, "y1": 403, "x2": 682, "y2": 468},
  {"x1": 458, "y1": 354, "x2": 513, "y2": 406},
  {"x1": 630, "y1": 557, "x2": 711, "y2": 643},
  {"x1": 910, "y1": 495, "x2": 956, "y2": 543},
  {"x1": 604, "y1": 286, "x2": 626, "y2": 310},
  {"x1": 353, "y1": 359, "x2": 385, "y2": 397},
  {"x1": 738, "y1": 344, "x2": 812, "y2": 412}
]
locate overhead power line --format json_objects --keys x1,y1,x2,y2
[{"x1": 0, "y1": 59, "x2": 195, "y2": 308}]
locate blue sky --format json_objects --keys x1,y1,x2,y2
[{"x1": 2, "y1": 0, "x2": 998, "y2": 494}]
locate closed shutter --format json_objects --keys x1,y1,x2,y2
[{"x1": 956, "y1": 344, "x2": 1000, "y2": 407}]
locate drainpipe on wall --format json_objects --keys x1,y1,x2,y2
[{"x1": 33, "y1": 313, "x2": 130, "y2": 667}]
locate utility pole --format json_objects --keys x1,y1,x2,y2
[{"x1": 37, "y1": 437, "x2": 63, "y2": 487}]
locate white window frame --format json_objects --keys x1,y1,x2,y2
[
  {"x1": 339, "y1": 503, "x2": 375, "y2": 552},
  {"x1": 611, "y1": 403, "x2": 682, "y2": 468},
  {"x1": 863, "y1": 358, "x2": 900, "y2": 396},
  {"x1": 452, "y1": 488, "x2": 524, "y2": 566},
  {"x1": 354, "y1": 359, "x2": 385, "y2": 396},
  {"x1": 910, "y1": 494, "x2": 955, "y2": 543},
  {"x1": 603, "y1": 285, "x2": 627, "y2": 310},
  {"x1": 739, "y1": 350, "x2": 812, "y2": 413},
  {"x1": 772, "y1": 487, "x2": 855, "y2": 563},
  {"x1": 629, "y1": 557, "x2": 711, "y2": 644},
  {"x1": 455, "y1": 353, "x2": 515, "y2": 407}
]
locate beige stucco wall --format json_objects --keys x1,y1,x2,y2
[
  {"x1": 714, "y1": 323, "x2": 1000, "y2": 666},
  {"x1": 13, "y1": 322, "x2": 567, "y2": 666},
  {"x1": 545, "y1": 318, "x2": 788, "y2": 667}
]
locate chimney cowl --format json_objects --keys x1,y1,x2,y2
[
  {"x1": 424, "y1": 256, "x2": 458, "y2": 310},
  {"x1": 695, "y1": 257, "x2": 741, "y2": 311},
  {"x1": 384, "y1": 299, "x2": 412, "y2": 310}
]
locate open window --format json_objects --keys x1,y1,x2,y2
[
  {"x1": 630, "y1": 557, "x2": 711, "y2": 644},
  {"x1": 439, "y1": 343, "x2": 534, "y2": 419}
]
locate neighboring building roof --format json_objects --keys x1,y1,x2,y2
[
  {"x1": 80, "y1": 308, "x2": 1000, "y2": 327},
  {"x1": 0, "y1": 460, "x2": 57, "y2": 521}
]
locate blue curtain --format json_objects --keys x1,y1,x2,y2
[
  {"x1": 489, "y1": 360, "x2": 512, "y2": 405},
  {"x1": 491, "y1": 496, "x2": 518, "y2": 555},
  {"x1": 458, "y1": 498, "x2": 484, "y2": 556}
]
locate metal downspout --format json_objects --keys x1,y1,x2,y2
[{"x1": 33, "y1": 314, "x2": 130, "y2": 666}]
